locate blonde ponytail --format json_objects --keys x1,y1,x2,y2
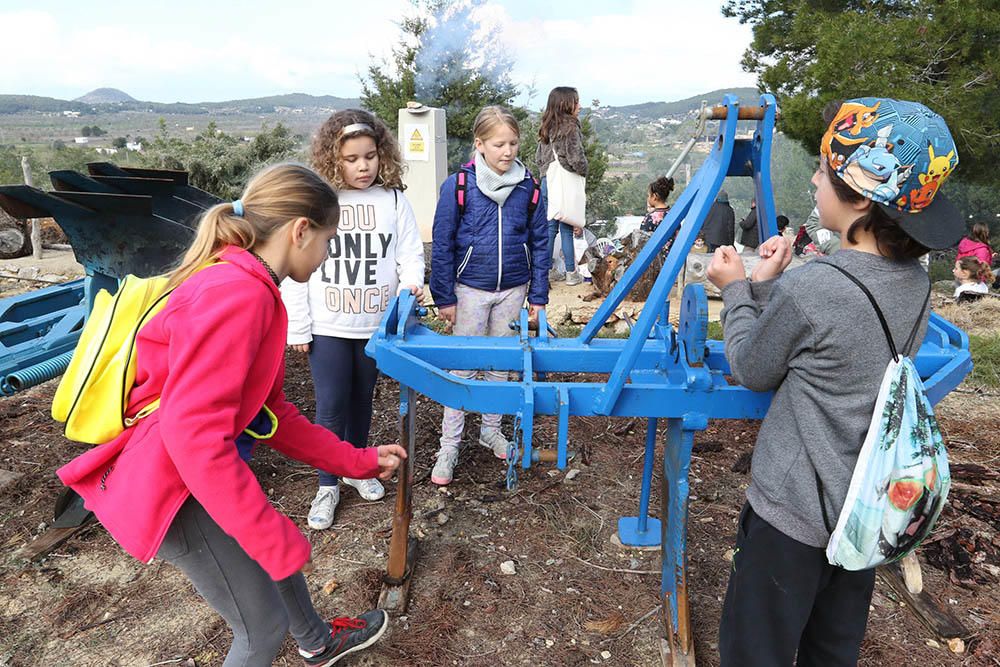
[{"x1": 166, "y1": 163, "x2": 339, "y2": 289}]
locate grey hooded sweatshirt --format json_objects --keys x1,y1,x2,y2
[{"x1": 720, "y1": 249, "x2": 930, "y2": 548}]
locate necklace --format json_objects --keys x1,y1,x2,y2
[{"x1": 250, "y1": 251, "x2": 281, "y2": 287}]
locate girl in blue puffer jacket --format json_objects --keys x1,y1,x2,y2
[{"x1": 429, "y1": 105, "x2": 550, "y2": 485}]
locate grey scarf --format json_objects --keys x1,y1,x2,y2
[{"x1": 474, "y1": 152, "x2": 526, "y2": 207}]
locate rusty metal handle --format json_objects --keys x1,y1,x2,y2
[
  {"x1": 385, "y1": 388, "x2": 415, "y2": 581},
  {"x1": 706, "y1": 105, "x2": 777, "y2": 121}
]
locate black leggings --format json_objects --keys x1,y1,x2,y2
[
  {"x1": 719, "y1": 503, "x2": 875, "y2": 666},
  {"x1": 308, "y1": 335, "x2": 379, "y2": 486}
]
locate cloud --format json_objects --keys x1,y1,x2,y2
[
  {"x1": 0, "y1": 5, "x2": 407, "y2": 101},
  {"x1": 0, "y1": 2, "x2": 755, "y2": 105},
  {"x1": 486, "y1": 1, "x2": 758, "y2": 107}
]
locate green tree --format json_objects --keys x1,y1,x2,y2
[
  {"x1": 360, "y1": 0, "x2": 520, "y2": 170},
  {"x1": 80, "y1": 126, "x2": 92, "y2": 137},
  {"x1": 140, "y1": 123, "x2": 298, "y2": 199},
  {"x1": 723, "y1": 0, "x2": 1000, "y2": 184},
  {"x1": 111, "y1": 137, "x2": 127, "y2": 150}
]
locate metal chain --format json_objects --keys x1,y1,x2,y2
[{"x1": 506, "y1": 414, "x2": 522, "y2": 490}]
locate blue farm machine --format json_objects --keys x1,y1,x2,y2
[{"x1": 365, "y1": 95, "x2": 973, "y2": 663}]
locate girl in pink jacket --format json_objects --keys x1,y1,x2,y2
[
  {"x1": 57, "y1": 163, "x2": 405, "y2": 667},
  {"x1": 955, "y1": 221, "x2": 992, "y2": 265}
]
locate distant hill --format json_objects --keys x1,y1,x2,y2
[
  {"x1": 74, "y1": 88, "x2": 136, "y2": 104},
  {"x1": 602, "y1": 87, "x2": 761, "y2": 119},
  {"x1": 0, "y1": 92, "x2": 361, "y2": 116},
  {"x1": 0, "y1": 94, "x2": 91, "y2": 115},
  {"x1": 199, "y1": 93, "x2": 360, "y2": 113}
]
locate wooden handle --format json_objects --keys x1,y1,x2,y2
[
  {"x1": 707, "y1": 105, "x2": 775, "y2": 121},
  {"x1": 385, "y1": 389, "x2": 415, "y2": 581}
]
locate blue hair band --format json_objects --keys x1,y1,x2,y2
[{"x1": 232, "y1": 199, "x2": 244, "y2": 217}]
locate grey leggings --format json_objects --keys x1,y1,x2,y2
[{"x1": 157, "y1": 497, "x2": 330, "y2": 666}]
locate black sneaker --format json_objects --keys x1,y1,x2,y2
[{"x1": 300, "y1": 609, "x2": 388, "y2": 666}]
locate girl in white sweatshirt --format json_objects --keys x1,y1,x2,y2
[{"x1": 282, "y1": 109, "x2": 424, "y2": 529}]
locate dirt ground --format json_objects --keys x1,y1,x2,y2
[{"x1": 2, "y1": 309, "x2": 999, "y2": 666}]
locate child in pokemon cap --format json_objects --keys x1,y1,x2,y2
[{"x1": 709, "y1": 97, "x2": 961, "y2": 665}]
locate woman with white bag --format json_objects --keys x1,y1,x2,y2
[{"x1": 536, "y1": 86, "x2": 588, "y2": 286}]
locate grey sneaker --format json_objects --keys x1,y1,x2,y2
[
  {"x1": 548, "y1": 267, "x2": 565, "y2": 283},
  {"x1": 299, "y1": 609, "x2": 388, "y2": 665},
  {"x1": 565, "y1": 270, "x2": 583, "y2": 286},
  {"x1": 478, "y1": 428, "x2": 509, "y2": 459},
  {"x1": 307, "y1": 485, "x2": 340, "y2": 530},
  {"x1": 431, "y1": 448, "x2": 459, "y2": 485}
]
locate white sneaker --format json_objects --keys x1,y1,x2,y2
[
  {"x1": 478, "y1": 428, "x2": 509, "y2": 460},
  {"x1": 341, "y1": 477, "x2": 386, "y2": 501},
  {"x1": 565, "y1": 270, "x2": 583, "y2": 286},
  {"x1": 431, "y1": 449, "x2": 459, "y2": 486},
  {"x1": 307, "y1": 485, "x2": 340, "y2": 530}
]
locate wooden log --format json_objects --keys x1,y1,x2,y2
[
  {"x1": 14, "y1": 524, "x2": 90, "y2": 561},
  {"x1": 877, "y1": 563, "x2": 969, "y2": 642}
]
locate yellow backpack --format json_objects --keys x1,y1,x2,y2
[{"x1": 52, "y1": 274, "x2": 174, "y2": 444}]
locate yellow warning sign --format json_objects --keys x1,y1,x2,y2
[
  {"x1": 408, "y1": 128, "x2": 425, "y2": 153},
  {"x1": 403, "y1": 123, "x2": 429, "y2": 161}
]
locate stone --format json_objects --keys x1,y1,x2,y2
[{"x1": 500, "y1": 560, "x2": 517, "y2": 575}]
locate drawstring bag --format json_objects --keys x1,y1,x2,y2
[
  {"x1": 545, "y1": 145, "x2": 586, "y2": 228},
  {"x1": 818, "y1": 262, "x2": 949, "y2": 571}
]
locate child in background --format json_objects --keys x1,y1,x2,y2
[
  {"x1": 708, "y1": 98, "x2": 963, "y2": 665},
  {"x1": 640, "y1": 176, "x2": 674, "y2": 232},
  {"x1": 956, "y1": 221, "x2": 992, "y2": 265},
  {"x1": 430, "y1": 105, "x2": 549, "y2": 485},
  {"x1": 537, "y1": 86, "x2": 589, "y2": 286},
  {"x1": 58, "y1": 163, "x2": 406, "y2": 665},
  {"x1": 282, "y1": 109, "x2": 424, "y2": 531},
  {"x1": 952, "y1": 256, "x2": 991, "y2": 301}
]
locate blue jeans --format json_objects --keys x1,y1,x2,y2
[
  {"x1": 308, "y1": 335, "x2": 379, "y2": 487},
  {"x1": 542, "y1": 178, "x2": 576, "y2": 272}
]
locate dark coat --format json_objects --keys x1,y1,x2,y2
[
  {"x1": 739, "y1": 208, "x2": 759, "y2": 249},
  {"x1": 702, "y1": 200, "x2": 736, "y2": 247}
]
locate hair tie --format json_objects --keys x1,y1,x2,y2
[
  {"x1": 341, "y1": 122, "x2": 374, "y2": 137},
  {"x1": 232, "y1": 199, "x2": 244, "y2": 217}
]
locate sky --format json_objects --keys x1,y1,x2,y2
[{"x1": 0, "y1": 0, "x2": 758, "y2": 108}]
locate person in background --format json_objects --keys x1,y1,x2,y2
[
  {"x1": 738, "y1": 198, "x2": 760, "y2": 250},
  {"x1": 640, "y1": 176, "x2": 675, "y2": 232},
  {"x1": 702, "y1": 190, "x2": 736, "y2": 251},
  {"x1": 537, "y1": 86, "x2": 588, "y2": 286},
  {"x1": 804, "y1": 205, "x2": 842, "y2": 255},
  {"x1": 955, "y1": 221, "x2": 992, "y2": 266},
  {"x1": 952, "y1": 256, "x2": 991, "y2": 301}
]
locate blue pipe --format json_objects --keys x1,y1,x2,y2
[{"x1": 2, "y1": 350, "x2": 73, "y2": 395}]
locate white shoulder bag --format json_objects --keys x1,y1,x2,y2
[{"x1": 545, "y1": 145, "x2": 587, "y2": 228}]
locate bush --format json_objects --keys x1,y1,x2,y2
[{"x1": 968, "y1": 333, "x2": 1000, "y2": 389}]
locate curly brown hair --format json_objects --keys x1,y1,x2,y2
[{"x1": 311, "y1": 109, "x2": 406, "y2": 191}]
